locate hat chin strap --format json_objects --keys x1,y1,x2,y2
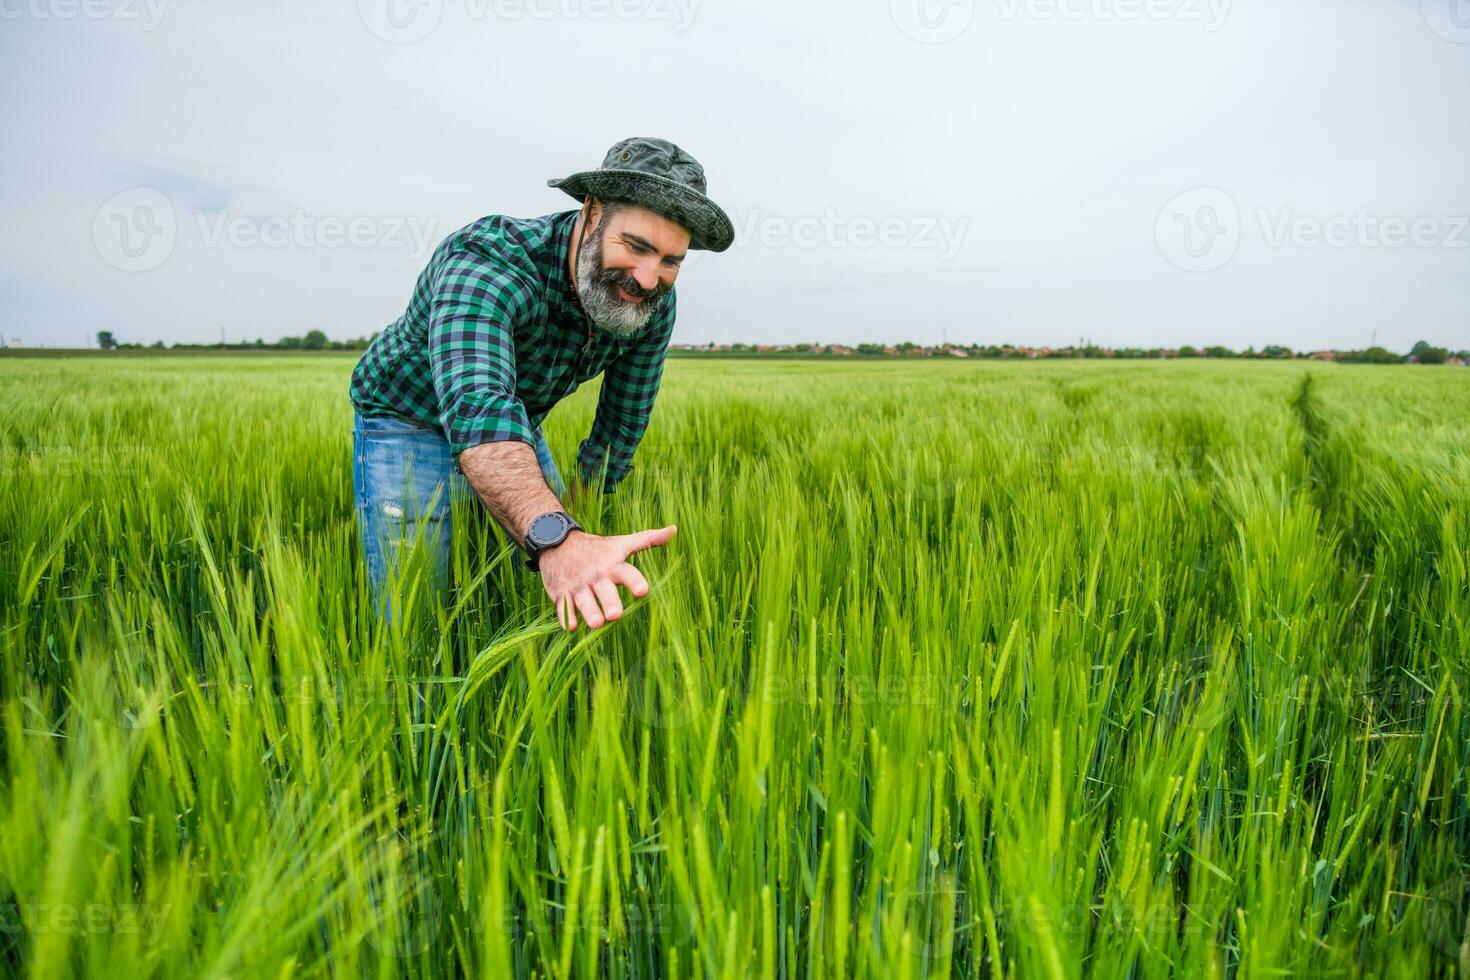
[{"x1": 569, "y1": 199, "x2": 596, "y2": 296}]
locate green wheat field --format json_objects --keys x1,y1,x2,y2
[{"x1": 2, "y1": 355, "x2": 1467, "y2": 978}]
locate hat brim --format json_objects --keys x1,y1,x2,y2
[{"x1": 548, "y1": 169, "x2": 734, "y2": 252}]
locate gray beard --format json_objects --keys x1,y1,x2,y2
[{"x1": 574, "y1": 229, "x2": 661, "y2": 339}]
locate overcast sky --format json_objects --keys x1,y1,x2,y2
[{"x1": 2, "y1": 0, "x2": 1467, "y2": 351}]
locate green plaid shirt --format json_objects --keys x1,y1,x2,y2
[{"x1": 349, "y1": 209, "x2": 675, "y2": 492}]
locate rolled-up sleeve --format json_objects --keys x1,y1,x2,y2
[
  {"x1": 577, "y1": 291, "x2": 676, "y2": 492},
  {"x1": 427, "y1": 251, "x2": 538, "y2": 456}
]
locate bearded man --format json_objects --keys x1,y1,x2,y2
[{"x1": 348, "y1": 137, "x2": 733, "y2": 631}]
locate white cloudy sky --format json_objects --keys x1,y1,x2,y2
[{"x1": 2, "y1": 0, "x2": 1467, "y2": 351}]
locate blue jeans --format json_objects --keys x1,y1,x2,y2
[{"x1": 352, "y1": 411, "x2": 565, "y2": 616}]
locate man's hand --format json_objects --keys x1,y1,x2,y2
[
  {"x1": 456, "y1": 440, "x2": 673, "y2": 630},
  {"x1": 538, "y1": 525, "x2": 677, "y2": 631}
]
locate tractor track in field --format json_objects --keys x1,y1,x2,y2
[
  {"x1": 1291, "y1": 370, "x2": 1381, "y2": 572},
  {"x1": 1290, "y1": 370, "x2": 1370, "y2": 572},
  {"x1": 1288, "y1": 371, "x2": 1428, "y2": 692},
  {"x1": 1291, "y1": 372, "x2": 1333, "y2": 514}
]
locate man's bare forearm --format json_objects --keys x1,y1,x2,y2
[
  {"x1": 457, "y1": 441, "x2": 563, "y2": 546},
  {"x1": 456, "y1": 438, "x2": 675, "y2": 633}
]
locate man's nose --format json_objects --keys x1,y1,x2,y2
[{"x1": 630, "y1": 262, "x2": 659, "y2": 292}]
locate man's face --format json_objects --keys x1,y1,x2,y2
[{"x1": 575, "y1": 201, "x2": 691, "y2": 337}]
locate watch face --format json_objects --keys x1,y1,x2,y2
[{"x1": 529, "y1": 512, "x2": 568, "y2": 547}]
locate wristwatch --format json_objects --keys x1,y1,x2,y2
[{"x1": 522, "y1": 511, "x2": 581, "y2": 572}]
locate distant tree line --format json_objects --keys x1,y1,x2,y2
[
  {"x1": 90, "y1": 331, "x2": 1462, "y2": 364},
  {"x1": 96, "y1": 330, "x2": 378, "y2": 352},
  {"x1": 692, "y1": 339, "x2": 1465, "y2": 363}
]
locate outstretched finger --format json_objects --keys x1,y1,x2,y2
[
  {"x1": 573, "y1": 587, "x2": 606, "y2": 630},
  {"x1": 610, "y1": 561, "x2": 650, "y2": 598},
  {"x1": 619, "y1": 524, "x2": 678, "y2": 558},
  {"x1": 592, "y1": 577, "x2": 624, "y2": 622}
]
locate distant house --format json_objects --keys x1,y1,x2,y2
[
  {"x1": 1447, "y1": 355, "x2": 1467, "y2": 367},
  {"x1": 827, "y1": 344, "x2": 854, "y2": 355},
  {"x1": 1310, "y1": 350, "x2": 1337, "y2": 361},
  {"x1": 7, "y1": 338, "x2": 20, "y2": 349}
]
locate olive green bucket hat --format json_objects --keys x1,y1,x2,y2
[{"x1": 548, "y1": 137, "x2": 734, "y2": 252}]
